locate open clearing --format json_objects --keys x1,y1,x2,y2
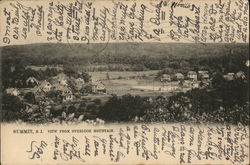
[{"x1": 88, "y1": 70, "x2": 160, "y2": 80}]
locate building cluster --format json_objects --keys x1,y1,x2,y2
[
  {"x1": 159, "y1": 71, "x2": 209, "y2": 90},
  {"x1": 223, "y1": 71, "x2": 246, "y2": 81},
  {"x1": 159, "y1": 70, "x2": 246, "y2": 91},
  {"x1": 90, "y1": 77, "x2": 106, "y2": 93},
  {"x1": 5, "y1": 73, "x2": 107, "y2": 104},
  {"x1": 160, "y1": 71, "x2": 210, "y2": 82},
  {"x1": 5, "y1": 69, "x2": 246, "y2": 102},
  {"x1": 26, "y1": 73, "x2": 82, "y2": 102}
]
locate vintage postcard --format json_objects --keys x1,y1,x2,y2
[{"x1": 0, "y1": 0, "x2": 249, "y2": 164}]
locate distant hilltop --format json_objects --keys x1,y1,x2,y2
[{"x1": 1, "y1": 43, "x2": 249, "y2": 59}]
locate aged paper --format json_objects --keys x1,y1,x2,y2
[{"x1": 0, "y1": 0, "x2": 249, "y2": 164}]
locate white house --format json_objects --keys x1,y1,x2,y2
[
  {"x1": 39, "y1": 81, "x2": 52, "y2": 92},
  {"x1": 160, "y1": 74, "x2": 171, "y2": 82},
  {"x1": 235, "y1": 71, "x2": 246, "y2": 79},
  {"x1": 182, "y1": 80, "x2": 193, "y2": 88},
  {"x1": 187, "y1": 71, "x2": 197, "y2": 81},
  {"x1": 5, "y1": 88, "x2": 20, "y2": 96},
  {"x1": 26, "y1": 77, "x2": 39, "y2": 86},
  {"x1": 223, "y1": 73, "x2": 235, "y2": 81},
  {"x1": 246, "y1": 60, "x2": 249, "y2": 67},
  {"x1": 92, "y1": 81, "x2": 106, "y2": 93},
  {"x1": 52, "y1": 73, "x2": 68, "y2": 86},
  {"x1": 198, "y1": 71, "x2": 209, "y2": 80},
  {"x1": 192, "y1": 82, "x2": 200, "y2": 89},
  {"x1": 90, "y1": 76, "x2": 99, "y2": 83},
  {"x1": 174, "y1": 73, "x2": 184, "y2": 80},
  {"x1": 55, "y1": 86, "x2": 73, "y2": 102},
  {"x1": 61, "y1": 93, "x2": 73, "y2": 102}
]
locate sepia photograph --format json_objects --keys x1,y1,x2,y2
[
  {"x1": 1, "y1": 43, "x2": 249, "y2": 125},
  {"x1": 0, "y1": 0, "x2": 249, "y2": 164}
]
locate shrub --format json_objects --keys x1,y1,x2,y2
[{"x1": 93, "y1": 98, "x2": 101, "y2": 105}]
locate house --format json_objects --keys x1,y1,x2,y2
[
  {"x1": 52, "y1": 82, "x2": 66, "y2": 91},
  {"x1": 223, "y1": 73, "x2": 235, "y2": 81},
  {"x1": 182, "y1": 80, "x2": 192, "y2": 88},
  {"x1": 61, "y1": 93, "x2": 73, "y2": 102},
  {"x1": 52, "y1": 73, "x2": 68, "y2": 86},
  {"x1": 55, "y1": 86, "x2": 72, "y2": 95},
  {"x1": 90, "y1": 76, "x2": 99, "y2": 83},
  {"x1": 54, "y1": 85, "x2": 72, "y2": 94},
  {"x1": 235, "y1": 71, "x2": 246, "y2": 79},
  {"x1": 59, "y1": 79, "x2": 68, "y2": 86},
  {"x1": 92, "y1": 81, "x2": 106, "y2": 93},
  {"x1": 187, "y1": 71, "x2": 197, "y2": 81},
  {"x1": 174, "y1": 73, "x2": 184, "y2": 80},
  {"x1": 160, "y1": 74, "x2": 171, "y2": 82},
  {"x1": 199, "y1": 81, "x2": 210, "y2": 88},
  {"x1": 55, "y1": 86, "x2": 73, "y2": 102},
  {"x1": 192, "y1": 82, "x2": 200, "y2": 89},
  {"x1": 246, "y1": 60, "x2": 249, "y2": 67},
  {"x1": 5, "y1": 88, "x2": 20, "y2": 96},
  {"x1": 39, "y1": 81, "x2": 52, "y2": 92},
  {"x1": 74, "y1": 77, "x2": 85, "y2": 89},
  {"x1": 75, "y1": 78, "x2": 85, "y2": 84},
  {"x1": 52, "y1": 82, "x2": 74, "y2": 102},
  {"x1": 26, "y1": 77, "x2": 39, "y2": 86},
  {"x1": 198, "y1": 71, "x2": 209, "y2": 80}
]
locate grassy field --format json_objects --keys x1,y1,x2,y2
[
  {"x1": 88, "y1": 70, "x2": 160, "y2": 80},
  {"x1": 88, "y1": 70, "x2": 180, "y2": 97}
]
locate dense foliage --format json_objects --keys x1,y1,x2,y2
[
  {"x1": 98, "y1": 74, "x2": 249, "y2": 125},
  {"x1": 2, "y1": 43, "x2": 248, "y2": 72},
  {"x1": 1, "y1": 63, "x2": 90, "y2": 90}
]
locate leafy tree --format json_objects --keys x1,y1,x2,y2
[
  {"x1": 219, "y1": 78, "x2": 248, "y2": 109},
  {"x1": 79, "y1": 102, "x2": 87, "y2": 112},
  {"x1": 81, "y1": 72, "x2": 91, "y2": 83},
  {"x1": 15, "y1": 64, "x2": 26, "y2": 73},
  {"x1": 93, "y1": 98, "x2": 101, "y2": 105},
  {"x1": 46, "y1": 90, "x2": 61, "y2": 102},
  {"x1": 211, "y1": 72, "x2": 225, "y2": 89},
  {"x1": 24, "y1": 92, "x2": 36, "y2": 104},
  {"x1": 80, "y1": 85, "x2": 92, "y2": 94},
  {"x1": 2, "y1": 94, "x2": 24, "y2": 121},
  {"x1": 99, "y1": 94, "x2": 149, "y2": 122},
  {"x1": 67, "y1": 105, "x2": 77, "y2": 114}
]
